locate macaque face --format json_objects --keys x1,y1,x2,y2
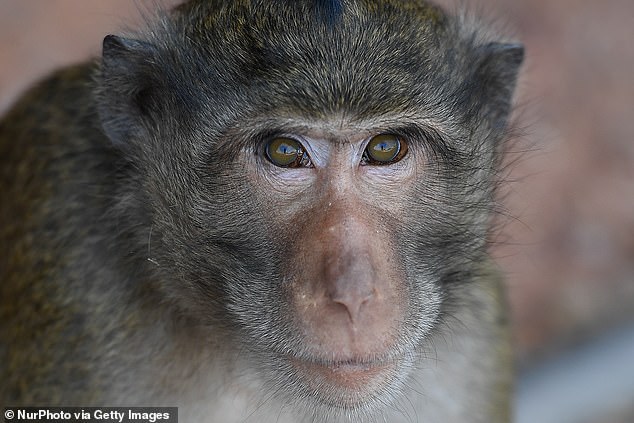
[{"x1": 173, "y1": 117, "x2": 448, "y2": 410}]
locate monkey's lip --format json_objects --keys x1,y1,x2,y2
[{"x1": 289, "y1": 356, "x2": 395, "y2": 391}]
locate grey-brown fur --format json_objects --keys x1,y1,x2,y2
[{"x1": 0, "y1": 1, "x2": 522, "y2": 421}]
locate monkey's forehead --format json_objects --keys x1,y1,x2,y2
[
  {"x1": 149, "y1": 1, "x2": 475, "y2": 120},
  {"x1": 175, "y1": 0, "x2": 447, "y2": 30}
]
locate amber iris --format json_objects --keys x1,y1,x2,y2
[
  {"x1": 364, "y1": 134, "x2": 406, "y2": 165},
  {"x1": 266, "y1": 137, "x2": 304, "y2": 167}
]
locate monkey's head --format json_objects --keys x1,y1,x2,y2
[{"x1": 96, "y1": 0, "x2": 522, "y2": 417}]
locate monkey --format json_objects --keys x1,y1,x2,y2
[{"x1": 0, "y1": 0, "x2": 523, "y2": 422}]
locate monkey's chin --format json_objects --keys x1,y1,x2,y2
[{"x1": 289, "y1": 356, "x2": 400, "y2": 408}]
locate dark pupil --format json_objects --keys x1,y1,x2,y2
[
  {"x1": 374, "y1": 141, "x2": 394, "y2": 153},
  {"x1": 277, "y1": 143, "x2": 297, "y2": 156},
  {"x1": 369, "y1": 136, "x2": 400, "y2": 162}
]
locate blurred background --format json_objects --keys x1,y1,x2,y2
[{"x1": 1, "y1": 1, "x2": 633, "y2": 422}]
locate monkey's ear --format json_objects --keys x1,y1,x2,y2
[
  {"x1": 469, "y1": 42, "x2": 524, "y2": 132},
  {"x1": 97, "y1": 35, "x2": 159, "y2": 146}
]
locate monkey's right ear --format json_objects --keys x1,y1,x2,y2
[{"x1": 97, "y1": 35, "x2": 159, "y2": 146}]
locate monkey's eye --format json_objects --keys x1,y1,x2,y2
[
  {"x1": 265, "y1": 137, "x2": 312, "y2": 168},
  {"x1": 361, "y1": 134, "x2": 408, "y2": 165}
]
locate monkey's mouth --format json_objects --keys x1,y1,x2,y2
[{"x1": 289, "y1": 356, "x2": 398, "y2": 397}]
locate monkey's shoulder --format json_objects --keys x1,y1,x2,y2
[
  {"x1": 0, "y1": 61, "x2": 124, "y2": 198},
  {"x1": 2, "y1": 62, "x2": 104, "y2": 146},
  {"x1": 0, "y1": 62, "x2": 127, "y2": 292}
]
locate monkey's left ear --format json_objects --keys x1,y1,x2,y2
[
  {"x1": 96, "y1": 35, "x2": 160, "y2": 147},
  {"x1": 467, "y1": 42, "x2": 524, "y2": 132}
]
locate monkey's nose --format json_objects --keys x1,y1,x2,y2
[{"x1": 323, "y1": 252, "x2": 377, "y2": 324}]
